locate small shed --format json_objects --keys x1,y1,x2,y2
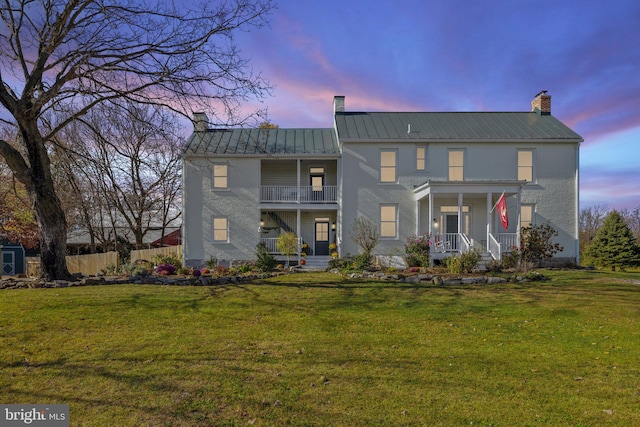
[{"x1": 1, "y1": 240, "x2": 26, "y2": 276}]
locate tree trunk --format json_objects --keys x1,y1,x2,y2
[
  {"x1": 33, "y1": 190, "x2": 71, "y2": 280},
  {"x1": 1, "y1": 128, "x2": 73, "y2": 281}
]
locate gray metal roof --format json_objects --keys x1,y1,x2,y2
[
  {"x1": 183, "y1": 128, "x2": 339, "y2": 156},
  {"x1": 335, "y1": 111, "x2": 583, "y2": 142}
]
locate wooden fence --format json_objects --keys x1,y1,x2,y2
[
  {"x1": 66, "y1": 251, "x2": 119, "y2": 276},
  {"x1": 25, "y1": 245, "x2": 182, "y2": 277},
  {"x1": 130, "y1": 245, "x2": 182, "y2": 264}
]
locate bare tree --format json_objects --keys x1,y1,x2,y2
[
  {"x1": 68, "y1": 101, "x2": 183, "y2": 249},
  {"x1": 619, "y1": 208, "x2": 640, "y2": 241},
  {"x1": 0, "y1": 0, "x2": 273, "y2": 279},
  {"x1": 579, "y1": 205, "x2": 609, "y2": 255},
  {"x1": 350, "y1": 217, "x2": 380, "y2": 255}
]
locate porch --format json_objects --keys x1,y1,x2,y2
[
  {"x1": 259, "y1": 209, "x2": 338, "y2": 257},
  {"x1": 414, "y1": 181, "x2": 525, "y2": 261}
]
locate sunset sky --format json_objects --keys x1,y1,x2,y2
[{"x1": 234, "y1": 0, "x2": 640, "y2": 210}]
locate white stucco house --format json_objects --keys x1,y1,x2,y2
[{"x1": 182, "y1": 92, "x2": 583, "y2": 268}]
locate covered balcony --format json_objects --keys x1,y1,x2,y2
[{"x1": 260, "y1": 159, "x2": 339, "y2": 205}]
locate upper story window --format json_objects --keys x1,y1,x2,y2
[
  {"x1": 212, "y1": 164, "x2": 228, "y2": 189},
  {"x1": 448, "y1": 150, "x2": 464, "y2": 181},
  {"x1": 212, "y1": 217, "x2": 228, "y2": 242},
  {"x1": 380, "y1": 150, "x2": 397, "y2": 183},
  {"x1": 380, "y1": 204, "x2": 398, "y2": 238},
  {"x1": 416, "y1": 146, "x2": 426, "y2": 171},
  {"x1": 518, "y1": 150, "x2": 534, "y2": 182}
]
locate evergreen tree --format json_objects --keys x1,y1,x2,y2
[{"x1": 585, "y1": 211, "x2": 640, "y2": 270}]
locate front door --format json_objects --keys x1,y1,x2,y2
[
  {"x1": 315, "y1": 221, "x2": 330, "y2": 255},
  {"x1": 445, "y1": 214, "x2": 458, "y2": 234},
  {"x1": 2, "y1": 251, "x2": 15, "y2": 276}
]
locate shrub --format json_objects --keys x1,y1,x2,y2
[
  {"x1": 404, "y1": 233, "x2": 431, "y2": 267},
  {"x1": 234, "y1": 263, "x2": 254, "y2": 274},
  {"x1": 328, "y1": 257, "x2": 348, "y2": 270},
  {"x1": 120, "y1": 262, "x2": 151, "y2": 277},
  {"x1": 352, "y1": 252, "x2": 372, "y2": 270},
  {"x1": 501, "y1": 250, "x2": 520, "y2": 270},
  {"x1": 485, "y1": 259, "x2": 503, "y2": 273},
  {"x1": 277, "y1": 232, "x2": 298, "y2": 266},
  {"x1": 205, "y1": 256, "x2": 218, "y2": 269},
  {"x1": 213, "y1": 265, "x2": 229, "y2": 276},
  {"x1": 103, "y1": 263, "x2": 117, "y2": 276},
  {"x1": 520, "y1": 223, "x2": 564, "y2": 270},
  {"x1": 155, "y1": 263, "x2": 177, "y2": 275},
  {"x1": 153, "y1": 253, "x2": 182, "y2": 269},
  {"x1": 444, "y1": 250, "x2": 480, "y2": 274},
  {"x1": 176, "y1": 266, "x2": 192, "y2": 275},
  {"x1": 255, "y1": 242, "x2": 277, "y2": 272}
]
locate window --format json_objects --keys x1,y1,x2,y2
[
  {"x1": 310, "y1": 167, "x2": 324, "y2": 191},
  {"x1": 380, "y1": 204, "x2": 397, "y2": 238},
  {"x1": 212, "y1": 217, "x2": 228, "y2": 242},
  {"x1": 380, "y1": 150, "x2": 397, "y2": 183},
  {"x1": 518, "y1": 150, "x2": 534, "y2": 182},
  {"x1": 212, "y1": 164, "x2": 228, "y2": 189},
  {"x1": 448, "y1": 150, "x2": 464, "y2": 181},
  {"x1": 520, "y1": 205, "x2": 534, "y2": 228},
  {"x1": 416, "y1": 146, "x2": 426, "y2": 171}
]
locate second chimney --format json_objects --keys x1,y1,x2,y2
[
  {"x1": 333, "y1": 96, "x2": 345, "y2": 113},
  {"x1": 531, "y1": 91, "x2": 551, "y2": 115},
  {"x1": 193, "y1": 112, "x2": 210, "y2": 132}
]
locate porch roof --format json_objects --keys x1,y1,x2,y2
[
  {"x1": 413, "y1": 180, "x2": 525, "y2": 201},
  {"x1": 183, "y1": 128, "x2": 339, "y2": 156}
]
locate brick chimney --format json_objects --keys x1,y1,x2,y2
[
  {"x1": 531, "y1": 91, "x2": 551, "y2": 115},
  {"x1": 193, "y1": 112, "x2": 210, "y2": 132},
  {"x1": 333, "y1": 96, "x2": 345, "y2": 113}
]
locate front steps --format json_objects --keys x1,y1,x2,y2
[{"x1": 300, "y1": 256, "x2": 331, "y2": 271}]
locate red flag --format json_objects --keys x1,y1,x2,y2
[{"x1": 496, "y1": 193, "x2": 509, "y2": 231}]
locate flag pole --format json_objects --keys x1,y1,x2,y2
[{"x1": 490, "y1": 191, "x2": 505, "y2": 213}]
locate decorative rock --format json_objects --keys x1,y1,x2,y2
[{"x1": 82, "y1": 277, "x2": 104, "y2": 286}]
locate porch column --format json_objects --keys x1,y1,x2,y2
[
  {"x1": 457, "y1": 193, "x2": 463, "y2": 234},
  {"x1": 487, "y1": 192, "x2": 492, "y2": 249},
  {"x1": 297, "y1": 208, "x2": 301, "y2": 259},
  {"x1": 296, "y1": 159, "x2": 301, "y2": 204},
  {"x1": 415, "y1": 200, "x2": 420, "y2": 235},
  {"x1": 517, "y1": 187, "x2": 522, "y2": 248},
  {"x1": 428, "y1": 192, "x2": 434, "y2": 235}
]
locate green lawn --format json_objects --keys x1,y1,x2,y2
[{"x1": 1, "y1": 270, "x2": 639, "y2": 426}]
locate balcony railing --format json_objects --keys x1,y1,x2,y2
[{"x1": 260, "y1": 185, "x2": 337, "y2": 203}]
